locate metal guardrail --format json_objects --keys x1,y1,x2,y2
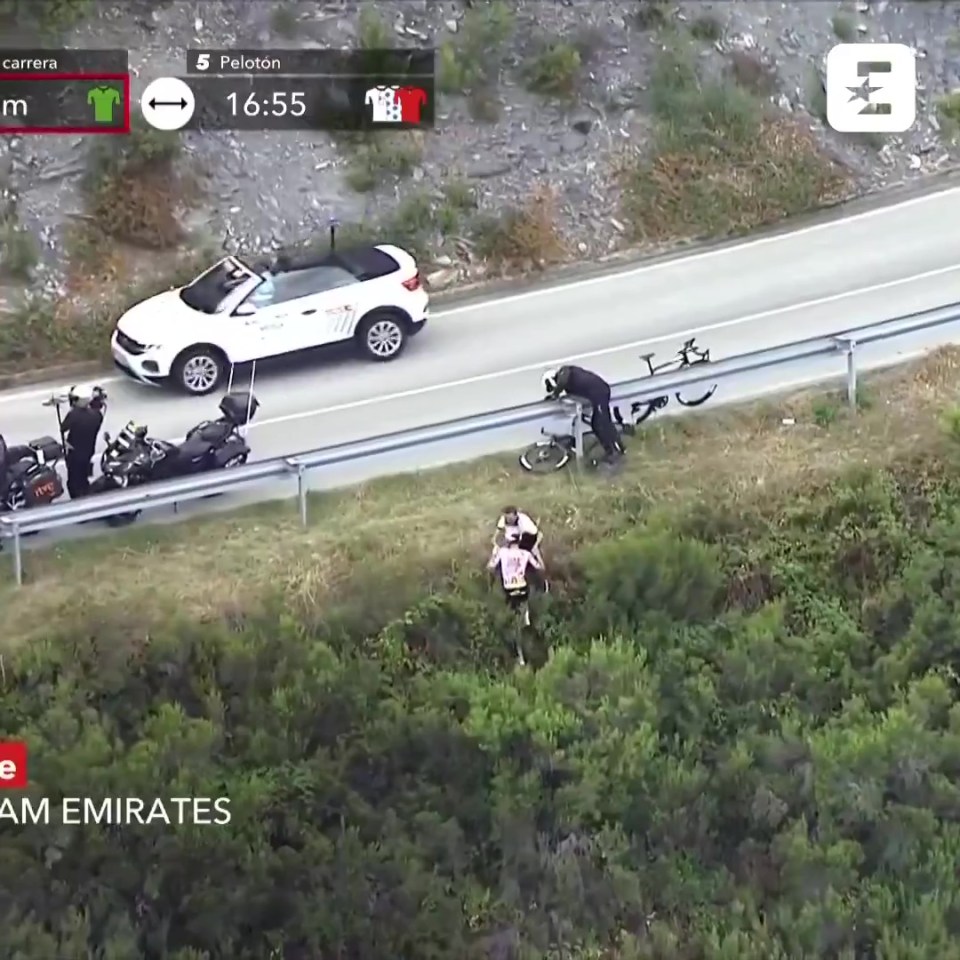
[{"x1": 3, "y1": 298, "x2": 960, "y2": 584}]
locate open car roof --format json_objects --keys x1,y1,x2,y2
[{"x1": 267, "y1": 245, "x2": 400, "y2": 282}]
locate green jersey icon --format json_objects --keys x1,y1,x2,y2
[{"x1": 87, "y1": 84, "x2": 121, "y2": 123}]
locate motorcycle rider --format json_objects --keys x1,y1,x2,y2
[
  {"x1": 61, "y1": 387, "x2": 106, "y2": 499},
  {"x1": 543, "y1": 365, "x2": 624, "y2": 463}
]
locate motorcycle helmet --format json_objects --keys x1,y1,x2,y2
[{"x1": 542, "y1": 369, "x2": 559, "y2": 396}]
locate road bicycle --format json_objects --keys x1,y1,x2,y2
[
  {"x1": 618, "y1": 338, "x2": 717, "y2": 427},
  {"x1": 518, "y1": 402, "x2": 635, "y2": 473},
  {"x1": 518, "y1": 338, "x2": 717, "y2": 474}
]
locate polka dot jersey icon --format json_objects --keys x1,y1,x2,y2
[{"x1": 364, "y1": 85, "x2": 402, "y2": 123}]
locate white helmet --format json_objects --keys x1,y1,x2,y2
[{"x1": 542, "y1": 368, "x2": 559, "y2": 395}]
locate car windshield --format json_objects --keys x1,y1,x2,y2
[{"x1": 179, "y1": 259, "x2": 256, "y2": 314}]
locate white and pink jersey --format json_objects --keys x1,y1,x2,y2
[{"x1": 488, "y1": 545, "x2": 541, "y2": 589}]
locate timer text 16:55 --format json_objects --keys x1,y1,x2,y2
[{"x1": 227, "y1": 91, "x2": 306, "y2": 117}]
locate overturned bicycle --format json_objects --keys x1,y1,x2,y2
[{"x1": 519, "y1": 338, "x2": 717, "y2": 474}]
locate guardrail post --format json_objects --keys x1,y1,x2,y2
[
  {"x1": 296, "y1": 463, "x2": 308, "y2": 526},
  {"x1": 832, "y1": 337, "x2": 859, "y2": 411},
  {"x1": 844, "y1": 339, "x2": 858, "y2": 411},
  {"x1": 573, "y1": 402, "x2": 585, "y2": 467},
  {"x1": 9, "y1": 521, "x2": 23, "y2": 586}
]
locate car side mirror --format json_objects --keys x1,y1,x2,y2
[{"x1": 234, "y1": 302, "x2": 256, "y2": 317}]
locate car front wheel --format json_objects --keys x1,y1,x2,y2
[
  {"x1": 171, "y1": 346, "x2": 227, "y2": 395},
  {"x1": 357, "y1": 311, "x2": 407, "y2": 362}
]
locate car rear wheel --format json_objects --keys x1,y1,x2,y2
[
  {"x1": 357, "y1": 311, "x2": 407, "y2": 362},
  {"x1": 171, "y1": 347, "x2": 227, "y2": 395}
]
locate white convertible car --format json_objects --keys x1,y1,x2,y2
[{"x1": 110, "y1": 243, "x2": 429, "y2": 394}]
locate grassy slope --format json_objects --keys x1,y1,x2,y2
[
  {"x1": 3, "y1": 349, "x2": 958, "y2": 643},
  {"x1": 4, "y1": 351, "x2": 960, "y2": 957}
]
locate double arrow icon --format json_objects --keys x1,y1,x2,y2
[
  {"x1": 140, "y1": 77, "x2": 195, "y2": 131},
  {"x1": 148, "y1": 97, "x2": 188, "y2": 109}
]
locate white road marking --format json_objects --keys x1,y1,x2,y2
[
  {"x1": 0, "y1": 185, "x2": 956, "y2": 407},
  {"x1": 433, "y1": 187, "x2": 960, "y2": 319},
  {"x1": 245, "y1": 261, "x2": 960, "y2": 431}
]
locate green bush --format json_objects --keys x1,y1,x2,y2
[
  {"x1": 0, "y1": 215, "x2": 38, "y2": 280},
  {"x1": 620, "y1": 42, "x2": 848, "y2": 241},
  {"x1": 344, "y1": 132, "x2": 423, "y2": 192},
  {"x1": 690, "y1": 13, "x2": 724, "y2": 42},
  {"x1": 85, "y1": 115, "x2": 182, "y2": 189},
  {"x1": 523, "y1": 40, "x2": 582, "y2": 97},
  {"x1": 436, "y1": 0, "x2": 515, "y2": 95},
  {"x1": 357, "y1": 5, "x2": 391, "y2": 49},
  {"x1": 269, "y1": 4, "x2": 298, "y2": 38},
  {"x1": 0, "y1": 0, "x2": 91, "y2": 32},
  {"x1": 832, "y1": 12, "x2": 856, "y2": 41},
  {"x1": 9, "y1": 454, "x2": 960, "y2": 956},
  {"x1": 937, "y1": 92, "x2": 960, "y2": 141}
]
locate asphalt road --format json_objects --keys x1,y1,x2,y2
[{"x1": 3, "y1": 184, "x2": 960, "y2": 545}]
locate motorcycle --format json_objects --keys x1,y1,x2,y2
[
  {"x1": 90, "y1": 391, "x2": 259, "y2": 527},
  {"x1": 0, "y1": 433, "x2": 65, "y2": 512}
]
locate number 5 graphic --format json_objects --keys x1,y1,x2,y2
[{"x1": 826, "y1": 43, "x2": 916, "y2": 133}]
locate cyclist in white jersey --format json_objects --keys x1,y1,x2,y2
[
  {"x1": 493, "y1": 505, "x2": 544, "y2": 563},
  {"x1": 487, "y1": 533, "x2": 543, "y2": 627}
]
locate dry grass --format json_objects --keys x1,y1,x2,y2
[
  {"x1": 0, "y1": 246, "x2": 214, "y2": 369},
  {"x1": 622, "y1": 120, "x2": 849, "y2": 242},
  {"x1": 620, "y1": 42, "x2": 850, "y2": 243},
  {"x1": 726, "y1": 50, "x2": 779, "y2": 96},
  {"x1": 470, "y1": 186, "x2": 568, "y2": 271},
  {"x1": 87, "y1": 172, "x2": 187, "y2": 249},
  {"x1": 83, "y1": 117, "x2": 188, "y2": 249},
  {"x1": 2, "y1": 349, "x2": 960, "y2": 644}
]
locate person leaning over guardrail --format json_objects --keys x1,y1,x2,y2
[{"x1": 542, "y1": 365, "x2": 624, "y2": 465}]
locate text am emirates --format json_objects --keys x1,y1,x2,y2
[{"x1": 0, "y1": 742, "x2": 231, "y2": 825}]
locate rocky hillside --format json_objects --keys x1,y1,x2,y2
[{"x1": 0, "y1": 0, "x2": 957, "y2": 369}]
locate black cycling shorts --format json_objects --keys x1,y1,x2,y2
[
  {"x1": 504, "y1": 585, "x2": 530, "y2": 608},
  {"x1": 517, "y1": 532, "x2": 538, "y2": 551}
]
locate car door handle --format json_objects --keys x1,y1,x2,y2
[{"x1": 301, "y1": 309, "x2": 316, "y2": 315}]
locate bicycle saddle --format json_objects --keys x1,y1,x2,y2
[{"x1": 638, "y1": 352, "x2": 656, "y2": 362}]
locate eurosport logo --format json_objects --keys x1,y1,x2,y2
[{"x1": 825, "y1": 43, "x2": 916, "y2": 133}]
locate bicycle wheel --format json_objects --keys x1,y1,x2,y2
[
  {"x1": 631, "y1": 399, "x2": 663, "y2": 425},
  {"x1": 675, "y1": 385, "x2": 717, "y2": 407},
  {"x1": 519, "y1": 439, "x2": 571, "y2": 473}
]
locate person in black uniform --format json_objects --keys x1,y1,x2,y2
[
  {"x1": 543, "y1": 365, "x2": 624, "y2": 462},
  {"x1": 61, "y1": 387, "x2": 107, "y2": 498}
]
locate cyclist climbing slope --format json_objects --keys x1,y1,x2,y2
[{"x1": 487, "y1": 533, "x2": 543, "y2": 651}]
